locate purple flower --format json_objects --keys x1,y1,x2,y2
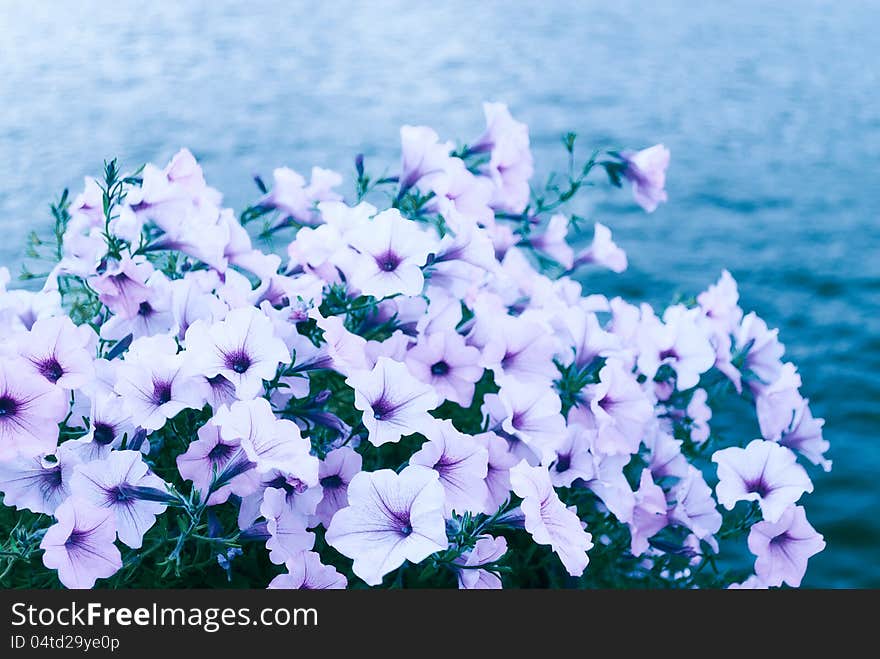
[
  {"x1": 346, "y1": 357, "x2": 438, "y2": 447},
  {"x1": 549, "y1": 426, "x2": 597, "y2": 488},
  {"x1": 713, "y1": 439, "x2": 813, "y2": 523},
  {"x1": 176, "y1": 419, "x2": 251, "y2": 504},
  {"x1": 40, "y1": 498, "x2": 122, "y2": 589},
  {"x1": 67, "y1": 392, "x2": 137, "y2": 462},
  {"x1": 268, "y1": 551, "x2": 347, "y2": 589},
  {"x1": 755, "y1": 363, "x2": 804, "y2": 441},
  {"x1": 482, "y1": 316, "x2": 559, "y2": 384},
  {"x1": 530, "y1": 215, "x2": 574, "y2": 269},
  {"x1": 398, "y1": 125, "x2": 452, "y2": 193},
  {"x1": 734, "y1": 312, "x2": 785, "y2": 393},
  {"x1": 344, "y1": 209, "x2": 438, "y2": 299},
  {"x1": 411, "y1": 419, "x2": 490, "y2": 515},
  {"x1": 553, "y1": 308, "x2": 621, "y2": 372},
  {"x1": 325, "y1": 466, "x2": 448, "y2": 586},
  {"x1": 0, "y1": 443, "x2": 80, "y2": 515},
  {"x1": 620, "y1": 144, "x2": 670, "y2": 213},
  {"x1": 405, "y1": 331, "x2": 483, "y2": 407},
  {"x1": 70, "y1": 450, "x2": 168, "y2": 549},
  {"x1": 628, "y1": 469, "x2": 668, "y2": 555},
  {"x1": 18, "y1": 316, "x2": 96, "y2": 389},
  {"x1": 577, "y1": 360, "x2": 653, "y2": 456},
  {"x1": 509, "y1": 461, "x2": 593, "y2": 576},
  {"x1": 778, "y1": 402, "x2": 830, "y2": 472},
  {"x1": 259, "y1": 166, "x2": 343, "y2": 225},
  {"x1": 314, "y1": 446, "x2": 362, "y2": 527},
  {"x1": 114, "y1": 335, "x2": 207, "y2": 431},
  {"x1": 184, "y1": 307, "x2": 291, "y2": 400},
  {"x1": 494, "y1": 378, "x2": 566, "y2": 464},
  {"x1": 644, "y1": 424, "x2": 688, "y2": 481},
  {"x1": 747, "y1": 505, "x2": 825, "y2": 587},
  {"x1": 581, "y1": 451, "x2": 635, "y2": 524},
  {"x1": 454, "y1": 535, "x2": 507, "y2": 589},
  {"x1": 0, "y1": 357, "x2": 68, "y2": 460},
  {"x1": 471, "y1": 103, "x2": 534, "y2": 214},
  {"x1": 260, "y1": 487, "x2": 315, "y2": 565},
  {"x1": 668, "y1": 465, "x2": 722, "y2": 548},
  {"x1": 572, "y1": 222, "x2": 628, "y2": 273},
  {"x1": 474, "y1": 431, "x2": 518, "y2": 512},
  {"x1": 214, "y1": 399, "x2": 318, "y2": 487},
  {"x1": 90, "y1": 256, "x2": 153, "y2": 318}
]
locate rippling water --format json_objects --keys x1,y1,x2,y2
[{"x1": 1, "y1": 0, "x2": 877, "y2": 587}]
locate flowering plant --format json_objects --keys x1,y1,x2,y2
[{"x1": 0, "y1": 104, "x2": 827, "y2": 589}]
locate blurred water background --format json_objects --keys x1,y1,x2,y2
[{"x1": 0, "y1": 0, "x2": 877, "y2": 587}]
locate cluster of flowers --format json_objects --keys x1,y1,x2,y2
[{"x1": 0, "y1": 103, "x2": 828, "y2": 589}]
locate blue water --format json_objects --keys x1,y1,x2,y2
[{"x1": 1, "y1": 0, "x2": 877, "y2": 587}]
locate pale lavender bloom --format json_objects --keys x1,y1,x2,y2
[
  {"x1": 755, "y1": 363, "x2": 804, "y2": 441},
  {"x1": 471, "y1": 102, "x2": 534, "y2": 214},
  {"x1": 314, "y1": 446, "x2": 362, "y2": 527},
  {"x1": 509, "y1": 461, "x2": 593, "y2": 576},
  {"x1": 344, "y1": 209, "x2": 438, "y2": 299},
  {"x1": 572, "y1": 222, "x2": 628, "y2": 273},
  {"x1": 577, "y1": 360, "x2": 653, "y2": 456},
  {"x1": 455, "y1": 535, "x2": 507, "y2": 589},
  {"x1": 325, "y1": 466, "x2": 448, "y2": 586},
  {"x1": 99, "y1": 271, "x2": 175, "y2": 341},
  {"x1": 268, "y1": 551, "x2": 347, "y2": 589},
  {"x1": 553, "y1": 307, "x2": 621, "y2": 371},
  {"x1": 697, "y1": 269, "x2": 743, "y2": 338},
  {"x1": 735, "y1": 312, "x2": 785, "y2": 393},
  {"x1": 411, "y1": 419, "x2": 490, "y2": 515},
  {"x1": 184, "y1": 306, "x2": 291, "y2": 399},
  {"x1": 482, "y1": 316, "x2": 560, "y2": 384},
  {"x1": 668, "y1": 465, "x2": 722, "y2": 549},
  {"x1": 713, "y1": 439, "x2": 813, "y2": 523},
  {"x1": 643, "y1": 424, "x2": 688, "y2": 481},
  {"x1": 259, "y1": 166, "x2": 343, "y2": 225},
  {"x1": 747, "y1": 505, "x2": 825, "y2": 587},
  {"x1": 424, "y1": 157, "x2": 495, "y2": 228},
  {"x1": 620, "y1": 144, "x2": 670, "y2": 213},
  {"x1": 495, "y1": 377, "x2": 566, "y2": 463},
  {"x1": 40, "y1": 498, "x2": 122, "y2": 589},
  {"x1": 686, "y1": 388, "x2": 712, "y2": 443},
  {"x1": 398, "y1": 125, "x2": 453, "y2": 193},
  {"x1": 727, "y1": 574, "x2": 769, "y2": 590},
  {"x1": 628, "y1": 469, "x2": 668, "y2": 555},
  {"x1": 0, "y1": 442, "x2": 79, "y2": 514},
  {"x1": 582, "y1": 451, "x2": 636, "y2": 523},
  {"x1": 0, "y1": 358, "x2": 69, "y2": 460},
  {"x1": 405, "y1": 331, "x2": 483, "y2": 406},
  {"x1": 67, "y1": 392, "x2": 137, "y2": 462},
  {"x1": 70, "y1": 450, "x2": 168, "y2": 549},
  {"x1": 114, "y1": 335, "x2": 206, "y2": 431},
  {"x1": 346, "y1": 357, "x2": 438, "y2": 447},
  {"x1": 261, "y1": 486, "x2": 315, "y2": 565},
  {"x1": 638, "y1": 305, "x2": 716, "y2": 391},
  {"x1": 169, "y1": 275, "x2": 228, "y2": 340},
  {"x1": 18, "y1": 316, "x2": 96, "y2": 390},
  {"x1": 0, "y1": 278, "x2": 63, "y2": 332},
  {"x1": 176, "y1": 419, "x2": 251, "y2": 505},
  {"x1": 214, "y1": 399, "x2": 318, "y2": 487},
  {"x1": 90, "y1": 256, "x2": 153, "y2": 318},
  {"x1": 311, "y1": 312, "x2": 369, "y2": 375},
  {"x1": 778, "y1": 402, "x2": 830, "y2": 472},
  {"x1": 474, "y1": 431, "x2": 518, "y2": 511},
  {"x1": 549, "y1": 426, "x2": 597, "y2": 488},
  {"x1": 530, "y1": 214, "x2": 574, "y2": 269}
]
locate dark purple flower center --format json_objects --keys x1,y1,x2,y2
[
  {"x1": 208, "y1": 442, "x2": 234, "y2": 463},
  {"x1": 65, "y1": 528, "x2": 91, "y2": 549},
  {"x1": 138, "y1": 301, "x2": 154, "y2": 317},
  {"x1": 430, "y1": 361, "x2": 450, "y2": 376},
  {"x1": 399, "y1": 522, "x2": 413, "y2": 536},
  {"x1": 92, "y1": 422, "x2": 116, "y2": 446},
  {"x1": 108, "y1": 485, "x2": 134, "y2": 503},
  {"x1": 153, "y1": 380, "x2": 173, "y2": 405},
  {"x1": 745, "y1": 478, "x2": 771, "y2": 498},
  {"x1": 224, "y1": 349, "x2": 252, "y2": 374},
  {"x1": 511, "y1": 411, "x2": 526, "y2": 430},
  {"x1": 371, "y1": 396, "x2": 395, "y2": 421},
  {"x1": 38, "y1": 357, "x2": 65, "y2": 383},
  {"x1": 375, "y1": 250, "x2": 401, "y2": 272},
  {"x1": 320, "y1": 474, "x2": 344, "y2": 489},
  {"x1": 0, "y1": 395, "x2": 18, "y2": 418},
  {"x1": 659, "y1": 348, "x2": 679, "y2": 361},
  {"x1": 555, "y1": 454, "x2": 572, "y2": 473}
]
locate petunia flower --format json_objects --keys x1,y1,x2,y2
[
  {"x1": 313, "y1": 446, "x2": 362, "y2": 527},
  {"x1": 530, "y1": 214, "x2": 574, "y2": 269},
  {"x1": 214, "y1": 399, "x2": 318, "y2": 487},
  {"x1": 747, "y1": 505, "x2": 825, "y2": 587},
  {"x1": 755, "y1": 363, "x2": 804, "y2": 441},
  {"x1": 67, "y1": 392, "x2": 138, "y2": 462},
  {"x1": 184, "y1": 306, "x2": 291, "y2": 400},
  {"x1": 398, "y1": 125, "x2": 453, "y2": 194},
  {"x1": 18, "y1": 316, "x2": 96, "y2": 390},
  {"x1": 345, "y1": 357, "x2": 438, "y2": 447},
  {"x1": 89, "y1": 256, "x2": 153, "y2": 318},
  {"x1": 481, "y1": 316, "x2": 559, "y2": 384},
  {"x1": 628, "y1": 469, "x2": 668, "y2": 555},
  {"x1": 70, "y1": 450, "x2": 169, "y2": 549},
  {"x1": 267, "y1": 551, "x2": 347, "y2": 589},
  {"x1": 260, "y1": 486, "x2": 315, "y2": 565},
  {"x1": 471, "y1": 102, "x2": 534, "y2": 214},
  {"x1": 778, "y1": 402, "x2": 830, "y2": 472},
  {"x1": 344, "y1": 209, "x2": 438, "y2": 299},
  {"x1": 454, "y1": 535, "x2": 507, "y2": 589},
  {"x1": 620, "y1": 144, "x2": 670, "y2": 213},
  {"x1": 325, "y1": 466, "x2": 448, "y2": 586},
  {"x1": 411, "y1": 419, "x2": 490, "y2": 515},
  {"x1": 176, "y1": 419, "x2": 252, "y2": 505},
  {"x1": 40, "y1": 498, "x2": 122, "y2": 589},
  {"x1": 713, "y1": 439, "x2": 813, "y2": 523},
  {"x1": 572, "y1": 222, "x2": 628, "y2": 273},
  {"x1": 259, "y1": 166, "x2": 343, "y2": 226},
  {"x1": 668, "y1": 465, "x2": 722, "y2": 549},
  {"x1": 475, "y1": 431, "x2": 518, "y2": 512},
  {"x1": 734, "y1": 312, "x2": 784, "y2": 392},
  {"x1": 0, "y1": 442, "x2": 80, "y2": 514},
  {"x1": 405, "y1": 331, "x2": 483, "y2": 407},
  {"x1": 549, "y1": 426, "x2": 597, "y2": 488},
  {"x1": 494, "y1": 378, "x2": 566, "y2": 463},
  {"x1": 0, "y1": 358, "x2": 69, "y2": 460},
  {"x1": 509, "y1": 461, "x2": 593, "y2": 576},
  {"x1": 114, "y1": 335, "x2": 207, "y2": 431}
]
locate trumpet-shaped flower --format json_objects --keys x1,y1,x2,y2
[
  {"x1": 267, "y1": 551, "x2": 347, "y2": 589},
  {"x1": 747, "y1": 505, "x2": 825, "y2": 587},
  {"x1": 0, "y1": 358, "x2": 68, "y2": 460}
]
